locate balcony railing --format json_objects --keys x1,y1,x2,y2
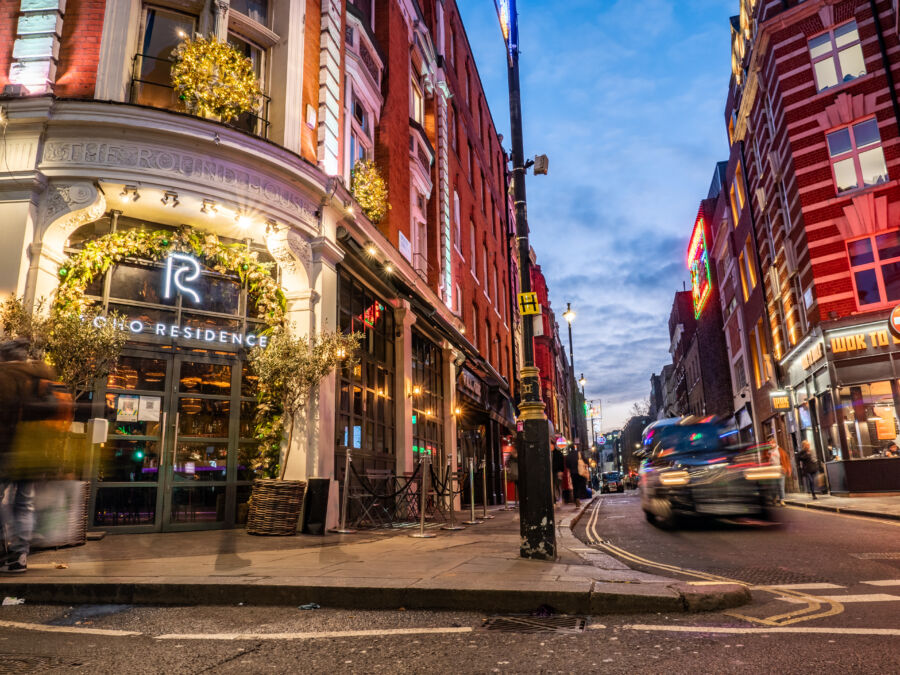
[
  {"x1": 129, "y1": 53, "x2": 271, "y2": 139},
  {"x1": 412, "y1": 252, "x2": 431, "y2": 283}
]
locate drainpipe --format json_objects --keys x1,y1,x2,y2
[{"x1": 869, "y1": 0, "x2": 900, "y2": 136}]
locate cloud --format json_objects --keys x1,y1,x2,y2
[{"x1": 459, "y1": 1, "x2": 734, "y2": 429}]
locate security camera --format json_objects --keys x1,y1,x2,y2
[{"x1": 533, "y1": 154, "x2": 549, "y2": 175}]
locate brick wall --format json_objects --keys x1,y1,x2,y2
[
  {"x1": 0, "y1": 2, "x2": 17, "y2": 90},
  {"x1": 55, "y1": 0, "x2": 106, "y2": 98}
]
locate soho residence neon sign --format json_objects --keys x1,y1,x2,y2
[{"x1": 92, "y1": 252, "x2": 268, "y2": 348}]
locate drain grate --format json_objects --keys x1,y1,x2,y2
[
  {"x1": 482, "y1": 616, "x2": 586, "y2": 634},
  {"x1": 852, "y1": 552, "x2": 900, "y2": 560}
]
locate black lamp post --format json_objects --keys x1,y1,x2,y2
[{"x1": 495, "y1": 0, "x2": 556, "y2": 560}]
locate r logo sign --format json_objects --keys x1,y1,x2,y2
[{"x1": 163, "y1": 253, "x2": 201, "y2": 303}]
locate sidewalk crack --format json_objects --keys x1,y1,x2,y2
[{"x1": 193, "y1": 642, "x2": 263, "y2": 673}]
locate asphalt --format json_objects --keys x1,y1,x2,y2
[{"x1": 0, "y1": 495, "x2": 748, "y2": 615}]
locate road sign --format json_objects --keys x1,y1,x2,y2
[
  {"x1": 890, "y1": 304, "x2": 900, "y2": 340},
  {"x1": 598, "y1": 435, "x2": 606, "y2": 446},
  {"x1": 517, "y1": 292, "x2": 541, "y2": 315}
]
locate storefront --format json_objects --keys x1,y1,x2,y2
[
  {"x1": 781, "y1": 317, "x2": 900, "y2": 494},
  {"x1": 54, "y1": 215, "x2": 284, "y2": 532}
]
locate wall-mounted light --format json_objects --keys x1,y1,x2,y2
[
  {"x1": 346, "y1": 203, "x2": 355, "y2": 215},
  {"x1": 383, "y1": 262, "x2": 394, "y2": 275},
  {"x1": 365, "y1": 243, "x2": 378, "y2": 256},
  {"x1": 236, "y1": 212, "x2": 253, "y2": 229},
  {"x1": 160, "y1": 190, "x2": 179, "y2": 207},
  {"x1": 201, "y1": 199, "x2": 217, "y2": 215},
  {"x1": 454, "y1": 406, "x2": 462, "y2": 416},
  {"x1": 120, "y1": 185, "x2": 140, "y2": 202},
  {"x1": 410, "y1": 384, "x2": 422, "y2": 397}
]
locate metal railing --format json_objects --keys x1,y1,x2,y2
[
  {"x1": 412, "y1": 252, "x2": 431, "y2": 283},
  {"x1": 129, "y1": 53, "x2": 271, "y2": 139}
]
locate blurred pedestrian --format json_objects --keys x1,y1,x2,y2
[
  {"x1": 768, "y1": 438, "x2": 791, "y2": 505},
  {"x1": 564, "y1": 447, "x2": 583, "y2": 508},
  {"x1": 0, "y1": 339, "x2": 71, "y2": 574},
  {"x1": 551, "y1": 446, "x2": 565, "y2": 503},
  {"x1": 798, "y1": 440, "x2": 819, "y2": 500},
  {"x1": 885, "y1": 442, "x2": 899, "y2": 458},
  {"x1": 504, "y1": 446, "x2": 518, "y2": 504}
]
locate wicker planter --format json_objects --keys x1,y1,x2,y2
[{"x1": 246, "y1": 479, "x2": 307, "y2": 536}]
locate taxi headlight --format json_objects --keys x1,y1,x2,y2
[
  {"x1": 743, "y1": 466, "x2": 782, "y2": 481},
  {"x1": 659, "y1": 470, "x2": 690, "y2": 486}
]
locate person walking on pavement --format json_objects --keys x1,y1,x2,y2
[
  {"x1": 551, "y1": 446, "x2": 565, "y2": 503},
  {"x1": 564, "y1": 447, "x2": 583, "y2": 508},
  {"x1": 768, "y1": 438, "x2": 792, "y2": 505},
  {"x1": 798, "y1": 440, "x2": 819, "y2": 500}
]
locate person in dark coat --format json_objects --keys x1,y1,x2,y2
[
  {"x1": 551, "y1": 447, "x2": 565, "y2": 503},
  {"x1": 797, "y1": 440, "x2": 819, "y2": 500},
  {"x1": 564, "y1": 447, "x2": 583, "y2": 508}
]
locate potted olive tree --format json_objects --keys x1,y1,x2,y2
[{"x1": 245, "y1": 326, "x2": 360, "y2": 535}]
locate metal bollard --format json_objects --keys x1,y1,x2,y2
[
  {"x1": 331, "y1": 449, "x2": 356, "y2": 534},
  {"x1": 462, "y1": 457, "x2": 483, "y2": 525},
  {"x1": 501, "y1": 461, "x2": 515, "y2": 510},
  {"x1": 441, "y1": 458, "x2": 465, "y2": 530},
  {"x1": 480, "y1": 460, "x2": 495, "y2": 519},
  {"x1": 410, "y1": 453, "x2": 436, "y2": 538}
]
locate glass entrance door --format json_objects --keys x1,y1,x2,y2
[{"x1": 91, "y1": 349, "x2": 257, "y2": 532}]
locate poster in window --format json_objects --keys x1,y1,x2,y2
[
  {"x1": 116, "y1": 395, "x2": 140, "y2": 422},
  {"x1": 138, "y1": 396, "x2": 162, "y2": 422},
  {"x1": 874, "y1": 405, "x2": 896, "y2": 440}
]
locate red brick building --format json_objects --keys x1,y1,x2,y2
[
  {"x1": 0, "y1": 0, "x2": 524, "y2": 529},
  {"x1": 722, "y1": 0, "x2": 900, "y2": 492}
]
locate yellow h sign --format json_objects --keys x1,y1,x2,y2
[{"x1": 518, "y1": 292, "x2": 540, "y2": 315}]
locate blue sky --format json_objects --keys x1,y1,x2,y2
[{"x1": 458, "y1": 0, "x2": 735, "y2": 431}]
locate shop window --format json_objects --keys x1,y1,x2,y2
[
  {"x1": 847, "y1": 229, "x2": 900, "y2": 307},
  {"x1": 336, "y1": 269, "x2": 395, "y2": 472},
  {"x1": 134, "y1": 6, "x2": 198, "y2": 110},
  {"x1": 411, "y1": 332, "x2": 444, "y2": 463},
  {"x1": 837, "y1": 382, "x2": 899, "y2": 458},
  {"x1": 827, "y1": 118, "x2": 888, "y2": 194},
  {"x1": 808, "y1": 20, "x2": 866, "y2": 92}
]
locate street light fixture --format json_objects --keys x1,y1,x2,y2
[
  {"x1": 563, "y1": 304, "x2": 575, "y2": 323},
  {"x1": 578, "y1": 374, "x2": 586, "y2": 388}
]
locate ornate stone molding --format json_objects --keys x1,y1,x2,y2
[
  {"x1": 839, "y1": 192, "x2": 889, "y2": 239},
  {"x1": 815, "y1": 92, "x2": 878, "y2": 130},
  {"x1": 40, "y1": 182, "x2": 107, "y2": 249},
  {"x1": 265, "y1": 223, "x2": 312, "y2": 279}
]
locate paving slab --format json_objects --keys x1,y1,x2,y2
[
  {"x1": 2, "y1": 498, "x2": 749, "y2": 615},
  {"x1": 785, "y1": 492, "x2": 900, "y2": 520}
]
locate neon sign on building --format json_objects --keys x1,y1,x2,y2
[{"x1": 687, "y1": 214, "x2": 712, "y2": 319}]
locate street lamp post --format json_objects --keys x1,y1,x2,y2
[
  {"x1": 563, "y1": 303, "x2": 577, "y2": 448},
  {"x1": 496, "y1": 0, "x2": 556, "y2": 560}
]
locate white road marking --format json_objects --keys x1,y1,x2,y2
[
  {"x1": 861, "y1": 580, "x2": 900, "y2": 586},
  {"x1": 759, "y1": 583, "x2": 844, "y2": 590},
  {"x1": 155, "y1": 627, "x2": 475, "y2": 641},
  {"x1": 0, "y1": 619, "x2": 141, "y2": 637},
  {"x1": 626, "y1": 624, "x2": 900, "y2": 636},
  {"x1": 585, "y1": 624, "x2": 607, "y2": 630},
  {"x1": 820, "y1": 594, "x2": 900, "y2": 603}
]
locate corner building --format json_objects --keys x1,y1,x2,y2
[
  {"x1": 723, "y1": 0, "x2": 900, "y2": 492},
  {"x1": 0, "y1": 0, "x2": 516, "y2": 532}
]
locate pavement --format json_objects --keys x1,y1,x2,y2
[
  {"x1": 784, "y1": 491, "x2": 900, "y2": 520},
  {"x1": 0, "y1": 495, "x2": 748, "y2": 615}
]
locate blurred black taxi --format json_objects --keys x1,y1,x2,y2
[
  {"x1": 638, "y1": 417, "x2": 780, "y2": 528},
  {"x1": 601, "y1": 471, "x2": 625, "y2": 493}
]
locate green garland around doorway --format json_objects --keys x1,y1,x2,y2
[{"x1": 54, "y1": 226, "x2": 288, "y2": 477}]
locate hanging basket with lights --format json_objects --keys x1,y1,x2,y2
[
  {"x1": 170, "y1": 35, "x2": 262, "y2": 122},
  {"x1": 350, "y1": 159, "x2": 390, "y2": 224}
]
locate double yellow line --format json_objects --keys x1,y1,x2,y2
[{"x1": 583, "y1": 499, "x2": 844, "y2": 626}]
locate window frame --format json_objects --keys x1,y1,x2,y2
[
  {"x1": 847, "y1": 229, "x2": 900, "y2": 309},
  {"x1": 826, "y1": 117, "x2": 889, "y2": 195},
  {"x1": 808, "y1": 19, "x2": 866, "y2": 93}
]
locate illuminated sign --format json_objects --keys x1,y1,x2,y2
[
  {"x1": 769, "y1": 391, "x2": 791, "y2": 411},
  {"x1": 890, "y1": 304, "x2": 900, "y2": 340},
  {"x1": 800, "y1": 342, "x2": 824, "y2": 370},
  {"x1": 555, "y1": 436, "x2": 568, "y2": 449},
  {"x1": 598, "y1": 435, "x2": 606, "y2": 446},
  {"x1": 829, "y1": 329, "x2": 899, "y2": 355},
  {"x1": 163, "y1": 253, "x2": 202, "y2": 303},
  {"x1": 687, "y1": 214, "x2": 712, "y2": 319},
  {"x1": 493, "y1": 0, "x2": 518, "y2": 62},
  {"x1": 93, "y1": 315, "x2": 268, "y2": 348}
]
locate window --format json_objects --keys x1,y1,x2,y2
[
  {"x1": 230, "y1": 0, "x2": 267, "y2": 24},
  {"x1": 411, "y1": 76, "x2": 424, "y2": 125},
  {"x1": 352, "y1": 96, "x2": 369, "y2": 135},
  {"x1": 847, "y1": 229, "x2": 900, "y2": 307},
  {"x1": 734, "y1": 162, "x2": 746, "y2": 211},
  {"x1": 455, "y1": 283, "x2": 462, "y2": 315},
  {"x1": 411, "y1": 332, "x2": 443, "y2": 463},
  {"x1": 482, "y1": 243, "x2": 488, "y2": 291},
  {"x1": 448, "y1": 25, "x2": 455, "y2": 67},
  {"x1": 453, "y1": 190, "x2": 461, "y2": 251},
  {"x1": 827, "y1": 118, "x2": 888, "y2": 193},
  {"x1": 739, "y1": 238, "x2": 757, "y2": 301},
  {"x1": 349, "y1": 130, "x2": 368, "y2": 168},
  {"x1": 492, "y1": 265, "x2": 499, "y2": 306},
  {"x1": 135, "y1": 7, "x2": 197, "y2": 109},
  {"x1": 744, "y1": 238, "x2": 757, "y2": 289},
  {"x1": 749, "y1": 328, "x2": 762, "y2": 389},
  {"x1": 808, "y1": 20, "x2": 866, "y2": 92},
  {"x1": 471, "y1": 304, "x2": 479, "y2": 346},
  {"x1": 449, "y1": 106, "x2": 457, "y2": 152},
  {"x1": 730, "y1": 183, "x2": 740, "y2": 227},
  {"x1": 467, "y1": 141, "x2": 474, "y2": 181},
  {"x1": 470, "y1": 223, "x2": 476, "y2": 275},
  {"x1": 739, "y1": 250, "x2": 749, "y2": 301}
]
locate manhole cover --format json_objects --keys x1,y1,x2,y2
[
  {"x1": 482, "y1": 616, "x2": 586, "y2": 633},
  {"x1": 852, "y1": 553, "x2": 900, "y2": 560},
  {"x1": 0, "y1": 654, "x2": 83, "y2": 674}
]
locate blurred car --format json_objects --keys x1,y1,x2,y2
[
  {"x1": 624, "y1": 471, "x2": 639, "y2": 490},
  {"x1": 638, "y1": 417, "x2": 780, "y2": 528},
  {"x1": 601, "y1": 471, "x2": 625, "y2": 493}
]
